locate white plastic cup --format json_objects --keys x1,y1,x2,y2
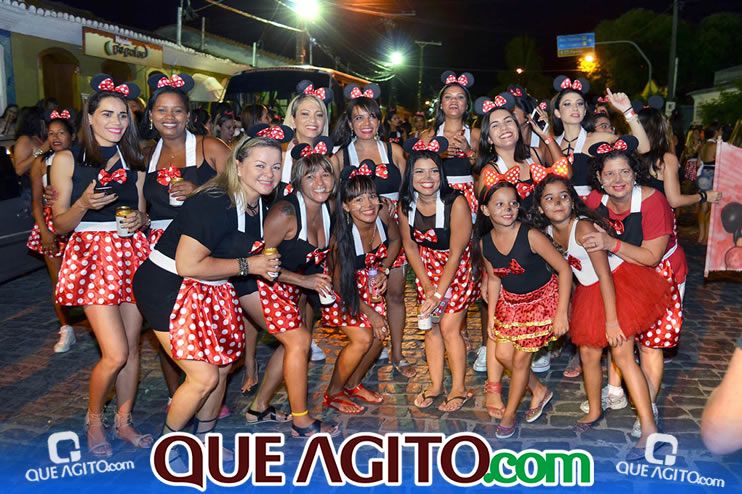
[
  {"x1": 319, "y1": 289, "x2": 336, "y2": 305},
  {"x1": 418, "y1": 315, "x2": 432, "y2": 330},
  {"x1": 169, "y1": 177, "x2": 184, "y2": 207}
]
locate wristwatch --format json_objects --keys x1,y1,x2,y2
[{"x1": 381, "y1": 266, "x2": 390, "y2": 276}]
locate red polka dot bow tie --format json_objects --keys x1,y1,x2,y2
[
  {"x1": 481, "y1": 165, "x2": 520, "y2": 188},
  {"x1": 559, "y1": 78, "x2": 583, "y2": 91},
  {"x1": 156, "y1": 75, "x2": 185, "y2": 89},
  {"x1": 250, "y1": 240, "x2": 265, "y2": 254},
  {"x1": 597, "y1": 96, "x2": 610, "y2": 104},
  {"x1": 365, "y1": 243, "x2": 388, "y2": 267},
  {"x1": 97, "y1": 168, "x2": 127, "y2": 186},
  {"x1": 349, "y1": 86, "x2": 375, "y2": 99},
  {"x1": 411, "y1": 139, "x2": 441, "y2": 152},
  {"x1": 300, "y1": 141, "x2": 329, "y2": 157},
  {"x1": 595, "y1": 139, "x2": 629, "y2": 154},
  {"x1": 282, "y1": 183, "x2": 293, "y2": 196},
  {"x1": 492, "y1": 258, "x2": 525, "y2": 277},
  {"x1": 306, "y1": 248, "x2": 329, "y2": 265},
  {"x1": 302, "y1": 84, "x2": 327, "y2": 100},
  {"x1": 156, "y1": 165, "x2": 181, "y2": 186},
  {"x1": 445, "y1": 73, "x2": 470, "y2": 86},
  {"x1": 516, "y1": 183, "x2": 534, "y2": 200},
  {"x1": 414, "y1": 228, "x2": 438, "y2": 243},
  {"x1": 609, "y1": 218, "x2": 625, "y2": 235},
  {"x1": 349, "y1": 163, "x2": 374, "y2": 179},
  {"x1": 375, "y1": 163, "x2": 388, "y2": 179},
  {"x1": 256, "y1": 126, "x2": 286, "y2": 140},
  {"x1": 97, "y1": 78, "x2": 131, "y2": 96},
  {"x1": 50, "y1": 109, "x2": 71, "y2": 120},
  {"x1": 529, "y1": 157, "x2": 572, "y2": 184},
  {"x1": 567, "y1": 254, "x2": 582, "y2": 271}
]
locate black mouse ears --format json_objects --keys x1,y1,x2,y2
[
  {"x1": 588, "y1": 135, "x2": 639, "y2": 156},
  {"x1": 246, "y1": 124, "x2": 294, "y2": 144},
  {"x1": 344, "y1": 83, "x2": 381, "y2": 100},
  {"x1": 291, "y1": 136, "x2": 334, "y2": 160},
  {"x1": 147, "y1": 73, "x2": 195, "y2": 93},
  {"x1": 553, "y1": 75, "x2": 590, "y2": 95},
  {"x1": 296, "y1": 80, "x2": 334, "y2": 105},
  {"x1": 441, "y1": 71, "x2": 474, "y2": 88},
  {"x1": 474, "y1": 92, "x2": 515, "y2": 115},
  {"x1": 90, "y1": 73, "x2": 140, "y2": 100},
  {"x1": 403, "y1": 136, "x2": 449, "y2": 155}
]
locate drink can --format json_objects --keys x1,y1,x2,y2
[
  {"x1": 263, "y1": 247, "x2": 280, "y2": 279},
  {"x1": 169, "y1": 177, "x2": 184, "y2": 206},
  {"x1": 115, "y1": 206, "x2": 134, "y2": 238}
]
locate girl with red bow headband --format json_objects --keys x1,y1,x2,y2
[
  {"x1": 473, "y1": 180, "x2": 572, "y2": 438},
  {"x1": 551, "y1": 75, "x2": 650, "y2": 198},
  {"x1": 398, "y1": 140, "x2": 478, "y2": 413},
  {"x1": 530, "y1": 175, "x2": 668, "y2": 458},
  {"x1": 50, "y1": 73, "x2": 151, "y2": 459},
  {"x1": 321, "y1": 169, "x2": 401, "y2": 414},
  {"x1": 583, "y1": 135, "x2": 688, "y2": 445},
  {"x1": 26, "y1": 112, "x2": 76, "y2": 353},
  {"x1": 331, "y1": 87, "x2": 413, "y2": 377}
]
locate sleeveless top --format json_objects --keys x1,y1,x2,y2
[
  {"x1": 482, "y1": 223, "x2": 553, "y2": 294},
  {"x1": 70, "y1": 145, "x2": 139, "y2": 225},
  {"x1": 556, "y1": 127, "x2": 590, "y2": 196},
  {"x1": 437, "y1": 124, "x2": 473, "y2": 181},
  {"x1": 407, "y1": 192, "x2": 459, "y2": 251},
  {"x1": 351, "y1": 217, "x2": 389, "y2": 271},
  {"x1": 595, "y1": 186, "x2": 644, "y2": 247},
  {"x1": 143, "y1": 131, "x2": 216, "y2": 227},
  {"x1": 274, "y1": 192, "x2": 331, "y2": 274},
  {"x1": 43, "y1": 154, "x2": 53, "y2": 188},
  {"x1": 492, "y1": 155, "x2": 536, "y2": 211},
  {"x1": 341, "y1": 139, "x2": 402, "y2": 200}
]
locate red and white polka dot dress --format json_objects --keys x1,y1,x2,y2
[
  {"x1": 148, "y1": 227, "x2": 166, "y2": 247},
  {"x1": 639, "y1": 259, "x2": 684, "y2": 349},
  {"x1": 257, "y1": 279, "x2": 304, "y2": 334},
  {"x1": 168, "y1": 278, "x2": 244, "y2": 365},
  {"x1": 55, "y1": 231, "x2": 149, "y2": 306},
  {"x1": 414, "y1": 243, "x2": 477, "y2": 313},
  {"x1": 27, "y1": 207, "x2": 67, "y2": 257}
]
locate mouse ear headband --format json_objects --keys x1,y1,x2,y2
[
  {"x1": 553, "y1": 75, "x2": 590, "y2": 95},
  {"x1": 440, "y1": 71, "x2": 474, "y2": 88},
  {"x1": 91, "y1": 73, "x2": 140, "y2": 99},
  {"x1": 296, "y1": 80, "x2": 333, "y2": 105},
  {"x1": 340, "y1": 159, "x2": 381, "y2": 181},
  {"x1": 403, "y1": 136, "x2": 449, "y2": 154},
  {"x1": 148, "y1": 73, "x2": 194, "y2": 93},
  {"x1": 344, "y1": 83, "x2": 381, "y2": 100},
  {"x1": 588, "y1": 135, "x2": 639, "y2": 156},
  {"x1": 246, "y1": 124, "x2": 294, "y2": 144},
  {"x1": 291, "y1": 136, "x2": 333, "y2": 160},
  {"x1": 47, "y1": 108, "x2": 75, "y2": 122},
  {"x1": 474, "y1": 92, "x2": 515, "y2": 115}
]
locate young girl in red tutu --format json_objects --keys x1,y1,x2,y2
[
  {"x1": 475, "y1": 171, "x2": 572, "y2": 438},
  {"x1": 531, "y1": 173, "x2": 668, "y2": 459}
]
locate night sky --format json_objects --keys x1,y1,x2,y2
[{"x1": 40, "y1": 0, "x2": 741, "y2": 107}]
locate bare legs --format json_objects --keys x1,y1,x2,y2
[
  {"x1": 45, "y1": 256, "x2": 69, "y2": 326},
  {"x1": 387, "y1": 267, "x2": 413, "y2": 376},
  {"x1": 495, "y1": 341, "x2": 548, "y2": 428}
]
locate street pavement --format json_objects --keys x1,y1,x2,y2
[{"x1": 1, "y1": 232, "x2": 741, "y2": 491}]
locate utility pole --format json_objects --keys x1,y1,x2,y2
[
  {"x1": 176, "y1": 0, "x2": 183, "y2": 46},
  {"x1": 415, "y1": 40, "x2": 442, "y2": 110},
  {"x1": 667, "y1": 0, "x2": 679, "y2": 101}
]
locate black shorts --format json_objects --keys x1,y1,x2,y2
[{"x1": 133, "y1": 259, "x2": 182, "y2": 332}]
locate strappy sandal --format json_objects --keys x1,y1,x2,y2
[
  {"x1": 484, "y1": 381, "x2": 506, "y2": 419},
  {"x1": 323, "y1": 391, "x2": 365, "y2": 415},
  {"x1": 495, "y1": 421, "x2": 518, "y2": 439},
  {"x1": 414, "y1": 390, "x2": 442, "y2": 409},
  {"x1": 245, "y1": 405, "x2": 291, "y2": 424},
  {"x1": 525, "y1": 389, "x2": 554, "y2": 423},
  {"x1": 344, "y1": 383, "x2": 383, "y2": 404},
  {"x1": 291, "y1": 420, "x2": 340, "y2": 439},
  {"x1": 114, "y1": 412, "x2": 153, "y2": 449},
  {"x1": 391, "y1": 359, "x2": 417, "y2": 378},
  {"x1": 86, "y1": 412, "x2": 112, "y2": 458},
  {"x1": 195, "y1": 417, "x2": 233, "y2": 462},
  {"x1": 162, "y1": 424, "x2": 188, "y2": 473},
  {"x1": 438, "y1": 391, "x2": 474, "y2": 413}
]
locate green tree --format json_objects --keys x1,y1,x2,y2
[
  {"x1": 698, "y1": 83, "x2": 742, "y2": 125},
  {"x1": 693, "y1": 14, "x2": 742, "y2": 90}
]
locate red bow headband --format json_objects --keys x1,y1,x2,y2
[
  {"x1": 49, "y1": 109, "x2": 71, "y2": 120},
  {"x1": 445, "y1": 73, "x2": 470, "y2": 86},
  {"x1": 475, "y1": 93, "x2": 513, "y2": 115},
  {"x1": 403, "y1": 136, "x2": 448, "y2": 155},
  {"x1": 529, "y1": 157, "x2": 572, "y2": 184},
  {"x1": 97, "y1": 78, "x2": 132, "y2": 96},
  {"x1": 561, "y1": 78, "x2": 583, "y2": 91},
  {"x1": 412, "y1": 139, "x2": 440, "y2": 152},
  {"x1": 508, "y1": 86, "x2": 523, "y2": 97},
  {"x1": 300, "y1": 141, "x2": 329, "y2": 157},
  {"x1": 553, "y1": 75, "x2": 590, "y2": 95},
  {"x1": 595, "y1": 140, "x2": 628, "y2": 154},
  {"x1": 350, "y1": 86, "x2": 374, "y2": 99},
  {"x1": 481, "y1": 166, "x2": 520, "y2": 188},
  {"x1": 538, "y1": 101, "x2": 548, "y2": 110},
  {"x1": 596, "y1": 96, "x2": 609, "y2": 104},
  {"x1": 257, "y1": 126, "x2": 286, "y2": 140},
  {"x1": 156, "y1": 74, "x2": 185, "y2": 89},
  {"x1": 349, "y1": 162, "x2": 374, "y2": 178},
  {"x1": 303, "y1": 84, "x2": 327, "y2": 100}
]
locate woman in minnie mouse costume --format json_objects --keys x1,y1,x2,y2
[
  {"x1": 237, "y1": 135, "x2": 340, "y2": 437},
  {"x1": 322, "y1": 162, "x2": 401, "y2": 414},
  {"x1": 419, "y1": 71, "x2": 480, "y2": 223},
  {"x1": 51, "y1": 74, "x2": 151, "y2": 458},
  {"x1": 399, "y1": 136, "x2": 477, "y2": 412},
  {"x1": 133, "y1": 135, "x2": 283, "y2": 461},
  {"x1": 331, "y1": 84, "x2": 414, "y2": 378},
  {"x1": 582, "y1": 135, "x2": 688, "y2": 439},
  {"x1": 505, "y1": 85, "x2": 564, "y2": 167}
]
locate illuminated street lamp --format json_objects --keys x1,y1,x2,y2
[
  {"x1": 292, "y1": 1, "x2": 321, "y2": 64},
  {"x1": 578, "y1": 53, "x2": 598, "y2": 75},
  {"x1": 389, "y1": 50, "x2": 405, "y2": 67},
  {"x1": 584, "y1": 54, "x2": 595, "y2": 63},
  {"x1": 293, "y1": 0, "x2": 320, "y2": 22},
  {"x1": 515, "y1": 67, "x2": 525, "y2": 74}
]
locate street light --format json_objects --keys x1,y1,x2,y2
[
  {"x1": 389, "y1": 50, "x2": 405, "y2": 67},
  {"x1": 515, "y1": 67, "x2": 525, "y2": 75},
  {"x1": 293, "y1": 0, "x2": 320, "y2": 22},
  {"x1": 584, "y1": 54, "x2": 595, "y2": 63}
]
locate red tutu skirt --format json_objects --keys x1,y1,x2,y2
[
  {"x1": 571, "y1": 262, "x2": 671, "y2": 348},
  {"x1": 148, "y1": 227, "x2": 166, "y2": 248},
  {"x1": 26, "y1": 207, "x2": 67, "y2": 257},
  {"x1": 257, "y1": 279, "x2": 304, "y2": 334},
  {"x1": 56, "y1": 230, "x2": 150, "y2": 306},
  {"x1": 638, "y1": 259, "x2": 684, "y2": 349},
  {"x1": 449, "y1": 181, "x2": 478, "y2": 220},
  {"x1": 493, "y1": 275, "x2": 558, "y2": 352},
  {"x1": 322, "y1": 268, "x2": 386, "y2": 329},
  {"x1": 414, "y1": 244, "x2": 478, "y2": 313},
  {"x1": 169, "y1": 278, "x2": 244, "y2": 365}
]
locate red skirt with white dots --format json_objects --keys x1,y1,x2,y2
[
  {"x1": 55, "y1": 230, "x2": 150, "y2": 306},
  {"x1": 322, "y1": 268, "x2": 386, "y2": 329},
  {"x1": 26, "y1": 207, "x2": 67, "y2": 257},
  {"x1": 413, "y1": 244, "x2": 477, "y2": 313},
  {"x1": 169, "y1": 278, "x2": 244, "y2": 365},
  {"x1": 148, "y1": 228, "x2": 166, "y2": 248},
  {"x1": 493, "y1": 275, "x2": 558, "y2": 352},
  {"x1": 257, "y1": 279, "x2": 304, "y2": 334},
  {"x1": 638, "y1": 259, "x2": 684, "y2": 349}
]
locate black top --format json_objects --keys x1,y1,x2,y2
[
  {"x1": 340, "y1": 141, "x2": 402, "y2": 196},
  {"x1": 144, "y1": 159, "x2": 216, "y2": 221},
  {"x1": 443, "y1": 155, "x2": 472, "y2": 178},
  {"x1": 595, "y1": 202, "x2": 643, "y2": 247},
  {"x1": 154, "y1": 191, "x2": 264, "y2": 261},
  {"x1": 570, "y1": 152, "x2": 590, "y2": 188},
  {"x1": 482, "y1": 223, "x2": 553, "y2": 294},
  {"x1": 271, "y1": 193, "x2": 331, "y2": 274},
  {"x1": 409, "y1": 192, "x2": 461, "y2": 251},
  {"x1": 646, "y1": 175, "x2": 666, "y2": 197},
  {"x1": 70, "y1": 144, "x2": 139, "y2": 223}
]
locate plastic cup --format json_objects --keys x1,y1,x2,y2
[
  {"x1": 319, "y1": 289, "x2": 336, "y2": 305},
  {"x1": 418, "y1": 315, "x2": 432, "y2": 330}
]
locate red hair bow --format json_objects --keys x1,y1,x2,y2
[
  {"x1": 445, "y1": 73, "x2": 470, "y2": 86},
  {"x1": 349, "y1": 163, "x2": 374, "y2": 178},
  {"x1": 481, "y1": 165, "x2": 520, "y2": 188},
  {"x1": 375, "y1": 163, "x2": 388, "y2": 179},
  {"x1": 596, "y1": 96, "x2": 609, "y2": 104},
  {"x1": 50, "y1": 109, "x2": 71, "y2": 120},
  {"x1": 516, "y1": 183, "x2": 534, "y2": 200},
  {"x1": 250, "y1": 240, "x2": 265, "y2": 254},
  {"x1": 509, "y1": 87, "x2": 523, "y2": 97},
  {"x1": 609, "y1": 218, "x2": 625, "y2": 235},
  {"x1": 98, "y1": 78, "x2": 131, "y2": 96},
  {"x1": 567, "y1": 254, "x2": 582, "y2": 271},
  {"x1": 482, "y1": 95, "x2": 509, "y2": 113},
  {"x1": 413, "y1": 228, "x2": 438, "y2": 243},
  {"x1": 365, "y1": 243, "x2": 388, "y2": 267},
  {"x1": 300, "y1": 141, "x2": 329, "y2": 157},
  {"x1": 529, "y1": 157, "x2": 571, "y2": 184},
  {"x1": 282, "y1": 183, "x2": 293, "y2": 196},
  {"x1": 156, "y1": 165, "x2": 181, "y2": 186},
  {"x1": 492, "y1": 258, "x2": 525, "y2": 277},
  {"x1": 349, "y1": 86, "x2": 374, "y2": 99},
  {"x1": 411, "y1": 139, "x2": 440, "y2": 152},
  {"x1": 303, "y1": 84, "x2": 327, "y2": 100},
  {"x1": 595, "y1": 139, "x2": 628, "y2": 154},
  {"x1": 257, "y1": 126, "x2": 286, "y2": 140},
  {"x1": 98, "y1": 168, "x2": 127, "y2": 186},
  {"x1": 156, "y1": 75, "x2": 185, "y2": 89},
  {"x1": 559, "y1": 78, "x2": 583, "y2": 91},
  {"x1": 306, "y1": 248, "x2": 329, "y2": 265},
  {"x1": 538, "y1": 101, "x2": 548, "y2": 110}
]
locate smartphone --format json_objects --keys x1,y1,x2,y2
[
  {"x1": 530, "y1": 107, "x2": 549, "y2": 133},
  {"x1": 94, "y1": 185, "x2": 113, "y2": 195}
]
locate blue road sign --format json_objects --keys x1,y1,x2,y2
[{"x1": 557, "y1": 32, "x2": 596, "y2": 57}]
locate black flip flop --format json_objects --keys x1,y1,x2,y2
[
  {"x1": 244, "y1": 406, "x2": 290, "y2": 424},
  {"x1": 291, "y1": 420, "x2": 340, "y2": 439}
]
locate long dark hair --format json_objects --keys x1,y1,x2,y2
[
  {"x1": 589, "y1": 149, "x2": 649, "y2": 191},
  {"x1": 550, "y1": 89, "x2": 586, "y2": 137},
  {"x1": 331, "y1": 97, "x2": 384, "y2": 149},
  {"x1": 399, "y1": 150, "x2": 454, "y2": 214},
  {"x1": 139, "y1": 87, "x2": 192, "y2": 140},
  {"x1": 190, "y1": 108, "x2": 210, "y2": 136},
  {"x1": 334, "y1": 174, "x2": 378, "y2": 315},
  {"x1": 240, "y1": 104, "x2": 268, "y2": 131},
  {"x1": 475, "y1": 108, "x2": 531, "y2": 174},
  {"x1": 638, "y1": 108, "x2": 671, "y2": 176},
  {"x1": 15, "y1": 106, "x2": 46, "y2": 139},
  {"x1": 433, "y1": 83, "x2": 472, "y2": 133},
  {"x1": 80, "y1": 91, "x2": 144, "y2": 170},
  {"x1": 528, "y1": 175, "x2": 611, "y2": 236}
]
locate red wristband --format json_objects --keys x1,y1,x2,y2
[{"x1": 610, "y1": 239, "x2": 622, "y2": 254}]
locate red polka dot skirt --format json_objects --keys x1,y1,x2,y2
[
  {"x1": 257, "y1": 279, "x2": 303, "y2": 334},
  {"x1": 56, "y1": 231, "x2": 150, "y2": 306},
  {"x1": 413, "y1": 244, "x2": 477, "y2": 313},
  {"x1": 148, "y1": 227, "x2": 166, "y2": 248},
  {"x1": 26, "y1": 207, "x2": 67, "y2": 257},
  {"x1": 638, "y1": 259, "x2": 684, "y2": 349},
  {"x1": 449, "y1": 182, "x2": 478, "y2": 220},
  {"x1": 493, "y1": 275, "x2": 558, "y2": 352},
  {"x1": 322, "y1": 268, "x2": 386, "y2": 328},
  {"x1": 169, "y1": 278, "x2": 244, "y2": 365}
]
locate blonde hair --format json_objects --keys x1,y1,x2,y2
[
  {"x1": 290, "y1": 154, "x2": 338, "y2": 197},
  {"x1": 283, "y1": 94, "x2": 329, "y2": 136},
  {"x1": 195, "y1": 136, "x2": 281, "y2": 208}
]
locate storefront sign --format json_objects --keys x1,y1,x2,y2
[{"x1": 83, "y1": 27, "x2": 162, "y2": 67}]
